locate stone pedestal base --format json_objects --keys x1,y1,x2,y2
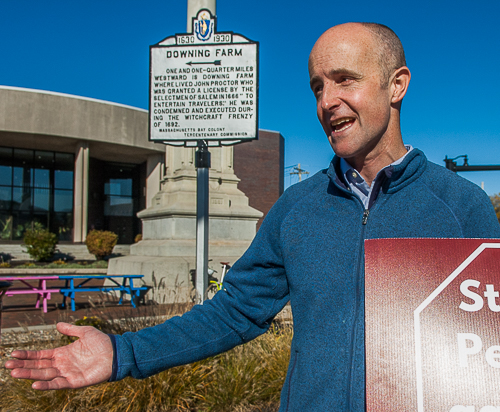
[
  {"x1": 107, "y1": 145, "x2": 263, "y2": 303},
  {"x1": 108, "y1": 247, "x2": 248, "y2": 303},
  {"x1": 107, "y1": 216, "x2": 259, "y2": 303}
]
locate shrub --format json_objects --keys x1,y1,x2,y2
[
  {"x1": 22, "y1": 228, "x2": 58, "y2": 261},
  {"x1": 491, "y1": 193, "x2": 500, "y2": 223},
  {"x1": 85, "y1": 230, "x2": 118, "y2": 260},
  {"x1": 0, "y1": 254, "x2": 11, "y2": 268}
]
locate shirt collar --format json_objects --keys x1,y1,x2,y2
[
  {"x1": 340, "y1": 145, "x2": 413, "y2": 183},
  {"x1": 339, "y1": 145, "x2": 413, "y2": 208}
]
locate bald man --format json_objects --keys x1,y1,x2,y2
[{"x1": 7, "y1": 23, "x2": 500, "y2": 411}]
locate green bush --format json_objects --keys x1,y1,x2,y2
[
  {"x1": 16, "y1": 260, "x2": 108, "y2": 269},
  {"x1": 22, "y1": 228, "x2": 58, "y2": 261},
  {"x1": 85, "y1": 230, "x2": 118, "y2": 260}
]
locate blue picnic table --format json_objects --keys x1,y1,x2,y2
[{"x1": 59, "y1": 274, "x2": 148, "y2": 311}]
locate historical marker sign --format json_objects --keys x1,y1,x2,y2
[
  {"x1": 149, "y1": 9, "x2": 258, "y2": 146},
  {"x1": 365, "y1": 238, "x2": 500, "y2": 412}
]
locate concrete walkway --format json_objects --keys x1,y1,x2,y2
[
  {"x1": 1, "y1": 276, "x2": 118, "y2": 329},
  {"x1": 1, "y1": 244, "x2": 130, "y2": 261}
]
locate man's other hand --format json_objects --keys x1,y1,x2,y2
[{"x1": 5, "y1": 322, "x2": 113, "y2": 390}]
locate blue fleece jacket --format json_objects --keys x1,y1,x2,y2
[{"x1": 110, "y1": 149, "x2": 500, "y2": 411}]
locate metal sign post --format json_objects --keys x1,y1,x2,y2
[
  {"x1": 148, "y1": 8, "x2": 259, "y2": 303},
  {"x1": 195, "y1": 141, "x2": 210, "y2": 302}
]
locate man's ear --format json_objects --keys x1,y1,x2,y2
[{"x1": 390, "y1": 66, "x2": 411, "y2": 104}]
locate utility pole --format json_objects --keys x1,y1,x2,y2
[{"x1": 290, "y1": 163, "x2": 309, "y2": 182}]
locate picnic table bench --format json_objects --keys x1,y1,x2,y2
[
  {"x1": 0, "y1": 274, "x2": 148, "y2": 312},
  {"x1": 0, "y1": 275, "x2": 60, "y2": 313},
  {"x1": 59, "y1": 274, "x2": 148, "y2": 311}
]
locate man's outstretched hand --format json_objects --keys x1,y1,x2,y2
[{"x1": 5, "y1": 322, "x2": 114, "y2": 390}]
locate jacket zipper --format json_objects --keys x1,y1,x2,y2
[
  {"x1": 347, "y1": 206, "x2": 370, "y2": 409},
  {"x1": 332, "y1": 174, "x2": 375, "y2": 408},
  {"x1": 362, "y1": 209, "x2": 369, "y2": 225}
]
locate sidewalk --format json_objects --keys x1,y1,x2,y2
[
  {"x1": 0, "y1": 281, "x2": 186, "y2": 331},
  {"x1": 1, "y1": 286, "x2": 292, "y2": 333}
]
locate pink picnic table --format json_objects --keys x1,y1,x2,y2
[{"x1": 0, "y1": 276, "x2": 60, "y2": 313}]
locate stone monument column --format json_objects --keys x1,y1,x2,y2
[
  {"x1": 108, "y1": 143, "x2": 262, "y2": 301},
  {"x1": 108, "y1": 0, "x2": 262, "y2": 301}
]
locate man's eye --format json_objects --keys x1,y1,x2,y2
[{"x1": 313, "y1": 85, "x2": 323, "y2": 96}]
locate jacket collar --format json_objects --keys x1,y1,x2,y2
[{"x1": 327, "y1": 148, "x2": 427, "y2": 194}]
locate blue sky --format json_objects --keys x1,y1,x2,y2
[{"x1": 1, "y1": 0, "x2": 499, "y2": 194}]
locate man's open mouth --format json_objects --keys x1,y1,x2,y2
[{"x1": 331, "y1": 118, "x2": 355, "y2": 133}]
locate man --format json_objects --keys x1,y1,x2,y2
[{"x1": 7, "y1": 23, "x2": 500, "y2": 411}]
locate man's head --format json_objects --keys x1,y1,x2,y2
[
  {"x1": 357, "y1": 23, "x2": 406, "y2": 88},
  {"x1": 308, "y1": 23, "x2": 410, "y2": 172}
]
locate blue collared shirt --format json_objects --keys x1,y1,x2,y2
[{"x1": 339, "y1": 145, "x2": 413, "y2": 209}]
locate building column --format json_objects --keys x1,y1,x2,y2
[
  {"x1": 146, "y1": 154, "x2": 164, "y2": 209},
  {"x1": 73, "y1": 142, "x2": 89, "y2": 243}
]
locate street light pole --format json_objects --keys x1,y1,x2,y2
[{"x1": 444, "y1": 155, "x2": 500, "y2": 173}]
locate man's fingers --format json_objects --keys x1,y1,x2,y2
[
  {"x1": 32, "y1": 380, "x2": 52, "y2": 391},
  {"x1": 8, "y1": 323, "x2": 112, "y2": 390},
  {"x1": 11, "y1": 367, "x2": 59, "y2": 381},
  {"x1": 5, "y1": 359, "x2": 54, "y2": 370},
  {"x1": 56, "y1": 322, "x2": 91, "y2": 338},
  {"x1": 32, "y1": 377, "x2": 72, "y2": 391},
  {"x1": 9, "y1": 349, "x2": 55, "y2": 361}
]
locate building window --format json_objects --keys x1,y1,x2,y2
[
  {"x1": 88, "y1": 160, "x2": 141, "y2": 244},
  {"x1": 0, "y1": 147, "x2": 74, "y2": 242},
  {"x1": 104, "y1": 178, "x2": 134, "y2": 217}
]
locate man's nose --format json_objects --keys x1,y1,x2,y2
[{"x1": 320, "y1": 85, "x2": 341, "y2": 111}]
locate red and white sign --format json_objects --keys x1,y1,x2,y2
[{"x1": 365, "y1": 238, "x2": 500, "y2": 412}]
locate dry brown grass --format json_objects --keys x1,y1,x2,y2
[{"x1": 1, "y1": 301, "x2": 292, "y2": 412}]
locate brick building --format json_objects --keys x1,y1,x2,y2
[{"x1": 233, "y1": 130, "x2": 284, "y2": 230}]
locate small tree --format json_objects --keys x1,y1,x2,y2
[
  {"x1": 491, "y1": 193, "x2": 500, "y2": 223},
  {"x1": 85, "y1": 230, "x2": 118, "y2": 260},
  {"x1": 23, "y1": 228, "x2": 58, "y2": 261}
]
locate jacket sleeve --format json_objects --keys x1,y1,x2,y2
[
  {"x1": 460, "y1": 188, "x2": 500, "y2": 238},
  {"x1": 424, "y1": 162, "x2": 500, "y2": 239},
  {"x1": 442, "y1": 174, "x2": 500, "y2": 238},
  {"x1": 111, "y1": 193, "x2": 292, "y2": 381}
]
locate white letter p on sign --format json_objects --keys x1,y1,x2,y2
[{"x1": 457, "y1": 333, "x2": 483, "y2": 367}]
